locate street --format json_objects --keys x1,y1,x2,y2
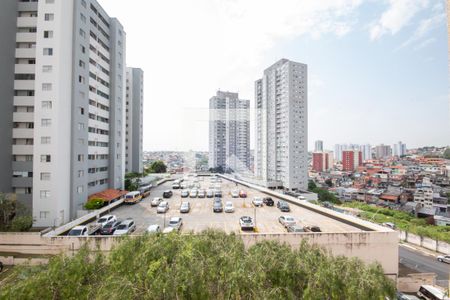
[{"x1": 399, "y1": 244, "x2": 449, "y2": 287}]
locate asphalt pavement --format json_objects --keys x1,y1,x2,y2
[{"x1": 399, "y1": 244, "x2": 449, "y2": 287}]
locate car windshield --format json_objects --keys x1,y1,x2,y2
[
  {"x1": 226, "y1": 203, "x2": 232, "y2": 207},
  {"x1": 98, "y1": 218, "x2": 107, "y2": 223},
  {"x1": 68, "y1": 229, "x2": 82, "y2": 236},
  {"x1": 286, "y1": 217, "x2": 294, "y2": 221},
  {"x1": 117, "y1": 224, "x2": 127, "y2": 230},
  {"x1": 103, "y1": 224, "x2": 113, "y2": 228},
  {"x1": 242, "y1": 218, "x2": 252, "y2": 223},
  {"x1": 158, "y1": 203, "x2": 166, "y2": 207}
]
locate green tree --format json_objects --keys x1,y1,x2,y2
[
  {"x1": 148, "y1": 160, "x2": 167, "y2": 173},
  {"x1": 0, "y1": 193, "x2": 32, "y2": 231},
  {"x1": 307, "y1": 180, "x2": 317, "y2": 191},
  {"x1": 0, "y1": 230, "x2": 395, "y2": 299},
  {"x1": 84, "y1": 198, "x2": 105, "y2": 210},
  {"x1": 442, "y1": 147, "x2": 450, "y2": 159},
  {"x1": 10, "y1": 215, "x2": 33, "y2": 232}
]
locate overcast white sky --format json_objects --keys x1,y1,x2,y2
[{"x1": 100, "y1": 0, "x2": 449, "y2": 151}]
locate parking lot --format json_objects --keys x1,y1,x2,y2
[{"x1": 97, "y1": 175, "x2": 363, "y2": 235}]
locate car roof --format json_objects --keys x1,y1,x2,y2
[
  {"x1": 72, "y1": 226, "x2": 86, "y2": 230},
  {"x1": 170, "y1": 217, "x2": 181, "y2": 221},
  {"x1": 101, "y1": 214, "x2": 114, "y2": 218},
  {"x1": 147, "y1": 224, "x2": 159, "y2": 229},
  {"x1": 121, "y1": 219, "x2": 134, "y2": 225},
  {"x1": 241, "y1": 216, "x2": 252, "y2": 220}
]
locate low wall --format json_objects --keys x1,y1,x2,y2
[
  {"x1": 0, "y1": 230, "x2": 398, "y2": 276},
  {"x1": 399, "y1": 231, "x2": 450, "y2": 255},
  {"x1": 397, "y1": 273, "x2": 436, "y2": 293},
  {"x1": 0, "y1": 256, "x2": 48, "y2": 266}
]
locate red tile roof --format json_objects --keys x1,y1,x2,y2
[{"x1": 88, "y1": 189, "x2": 128, "y2": 202}]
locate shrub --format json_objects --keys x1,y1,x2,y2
[
  {"x1": 10, "y1": 215, "x2": 33, "y2": 232},
  {"x1": 84, "y1": 198, "x2": 105, "y2": 210}
]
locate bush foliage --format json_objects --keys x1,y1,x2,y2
[
  {"x1": 0, "y1": 230, "x2": 395, "y2": 299},
  {"x1": 84, "y1": 198, "x2": 105, "y2": 210}
]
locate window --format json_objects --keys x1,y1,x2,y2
[
  {"x1": 42, "y1": 65, "x2": 52, "y2": 72},
  {"x1": 43, "y1": 48, "x2": 53, "y2": 56},
  {"x1": 81, "y1": 45, "x2": 85, "y2": 53},
  {"x1": 44, "y1": 13, "x2": 54, "y2": 21},
  {"x1": 40, "y1": 190, "x2": 50, "y2": 198},
  {"x1": 80, "y1": 13, "x2": 86, "y2": 23},
  {"x1": 40, "y1": 172, "x2": 51, "y2": 180},
  {"x1": 41, "y1": 118, "x2": 51, "y2": 126},
  {"x1": 78, "y1": 170, "x2": 84, "y2": 177},
  {"x1": 42, "y1": 101, "x2": 52, "y2": 109},
  {"x1": 77, "y1": 186, "x2": 84, "y2": 193},
  {"x1": 78, "y1": 75, "x2": 85, "y2": 84},
  {"x1": 77, "y1": 123, "x2": 85, "y2": 130},
  {"x1": 77, "y1": 154, "x2": 84, "y2": 162},
  {"x1": 79, "y1": 60, "x2": 85, "y2": 68},
  {"x1": 43, "y1": 30, "x2": 53, "y2": 38},
  {"x1": 40, "y1": 155, "x2": 51, "y2": 162},
  {"x1": 40, "y1": 211, "x2": 50, "y2": 219},
  {"x1": 41, "y1": 136, "x2": 51, "y2": 144},
  {"x1": 42, "y1": 83, "x2": 52, "y2": 91},
  {"x1": 80, "y1": 107, "x2": 84, "y2": 115}
]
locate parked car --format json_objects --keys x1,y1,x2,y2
[
  {"x1": 231, "y1": 190, "x2": 239, "y2": 198},
  {"x1": 224, "y1": 201, "x2": 234, "y2": 213},
  {"x1": 396, "y1": 292, "x2": 420, "y2": 300},
  {"x1": 190, "y1": 189, "x2": 198, "y2": 198},
  {"x1": 67, "y1": 225, "x2": 89, "y2": 237},
  {"x1": 263, "y1": 197, "x2": 274, "y2": 206},
  {"x1": 96, "y1": 214, "x2": 117, "y2": 227},
  {"x1": 239, "y1": 190, "x2": 247, "y2": 198},
  {"x1": 198, "y1": 189, "x2": 206, "y2": 198},
  {"x1": 146, "y1": 224, "x2": 161, "y2": 234},
  {"x1": 239, "y1": 216, "x2": 254, "y2": 230},
  {"x1": 181, "y1": 190, "x2": 189, "y2": 198},
  {"x1": 278, "y1": 215, "x2": 296, "y2": 227},
  {"x1": 172, "y1": 182, "x2": 180, "y2": 189},
  {"x1": 113, "y1": 219, "x2": 136, "y2": 236},
  {"x1": 213, "y1": 200, "x2": 223, "y2": 212},
  {"x1": 252, "y1": 197, "x2": 264, "y2": 207},
  {"x1": 304, "y1": 225, "x2": 321, "y2": 232},
  {"x1": 168, "y1": 217, "x2": 183, "y2": 231},
  {"x1": 162, "y1": 227, "x2": 177, "y2": 234},
  {"x1": 287, "y1": 225, "x2": 304, "y2": 233},
  {"x1": 277, "y1": 201, "x2": 290, "y2": 212},
  {"x1": 151, "y1": 197, "x2": 162, "y2": 207},
  {"x1": 180, "y1": 201, "x2": 190, "y2": 213},
  {"x1": 214, "y1": 190, "x2": 222, "y2": 197},
  {"x1": 100, "y1": 220, "x2": 121, "y2": 235},
  {"x1": 162, "y1": 190, "x2": 173, "y2": 198},
  {"x1": 206, "y1": 189, "x2": 214, "y2": 198},
  {"x1": 157, "y1": 201, "x2": 169, "y2": 213},
  {"x1": 437, "y1": 255, "x2": 450, "y2": 264}
]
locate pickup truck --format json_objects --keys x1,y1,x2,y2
[{"x1": 67, "y1": 224, "x2": 100, "y2": 236}]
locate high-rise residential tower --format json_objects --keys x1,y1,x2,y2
[
  {"x1": 0, "y1": 0, "x2": 126, "y2": 227},
  {"x1": 314, "y1": 140, "x2": 323, "y2": 152},
  {"x1": 125, "y1": 67, "x2": 143, "y2": 174},
  {"x1": 209, "y1": 91, "x2": 250, "y2": 173},
  {"x1": 255, "y1": 59, "x2": 308, "y2": 191}
]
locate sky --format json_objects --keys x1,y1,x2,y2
[{"x1": 100, "y1": 0, "x2": 449, "y2": 151}]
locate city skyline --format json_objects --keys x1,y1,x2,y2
[{"x1": 100, "y1": 0, "x2": 449, "y2": 151}]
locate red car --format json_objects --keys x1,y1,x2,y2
[{"x1": 239, "y1": 190, "x2": 247, "y2": 198}]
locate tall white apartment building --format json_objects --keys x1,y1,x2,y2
[
  {"x1": 125, "y1": 67, "x2": 143, "y2": 174},
  {"x1": 209, "y1": 91, "x2": 250, "y2": 173},
  {"x1": 360, "y1": 144, "x2": 372, "y2": 161},
  {"x1": 314, "y1": 140, "x2": 323, "y2": 152},
  {"x1": 393, "y1": 141, "x2": 407, "y2": 157},
  {"x1": 255, "y1": 59, "x2": 308, "y2": 191},
  {"x1": 0, "y1": 0, "x2": 126, "y2": 227}
]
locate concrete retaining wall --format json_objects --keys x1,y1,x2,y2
[
  {"x1": 399, "y1": 231, "x2": 450, "y2": 254},
  {"x1": 397, "y1": 273, "x2": 436, "y2": 293},
  {"x1": 0, "y1": 256, "x2": 48, "y2": 266}
]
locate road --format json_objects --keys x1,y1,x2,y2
[{"x1": 399, "y1": 244, "x2": 449, "y2": 287}]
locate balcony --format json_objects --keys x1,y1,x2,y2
[
  {"x1": 12, "y1": 177, "x2": 33, "y2": 188},
  {"x1": 12, "y1": 145, "x2": 33, "y2": 155},
  {"x1": 16, "y1": 32, "x2": 36, "y2": 43},
  {"x1": 14, "y1": 96, "x2": 34, "y2": 106},
  {"x1": 17, "y1": 17, "x2": 37, "y2": 28},
  {"x1": 12, "y1": 128, "x2": 34, "y2": 139},
  {"x1": 15, "y1": 48, "x2": 36, "y2": 58},
  {"x1": 14, "y1": 79, "x2": 35, "y2": 90},
  {"x1": 15, "y1": 64, "x2": 35, "y2": 74},
  {"x1": 13, "y1": 112, "x2": 34, "y2": 123}
]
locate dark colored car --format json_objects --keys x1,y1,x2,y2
[
  {"x1": 163, "y1": 190, "x2": 173, "y2": 198},
  {"x1": 263, "y1": 197, "x2": 274, "y2": 206},
  {"x1": 214, "y1": 190, "x2": 222, "y2": 197},
  {"x1": 277, "y1": 200, "x2": 290, "y2": 212},
  {"x1": 213, "y1": 200, "x2": 223, "y2": 213},
  {"x1": 304, "y1": 226, "x2": 321, "y2": 232},
  {"x1": 100, "y1": 220, "x2": 121, "y2": 235}
]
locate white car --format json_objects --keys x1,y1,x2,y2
[
  {"x1": 189, "y1": 189, "x2": 198, "y2": 198},
  {"x1": 198, "y1": 190, "x2": 206, "y2": 198},
  {"x1": 168, "y1": 217, "x2": 183, "y2": 230},
  {"x1": 278, "y1": 215, "x2": 296, "y2": 227},
  {"x1": 157, "y1": 201, "x2": 169, "y2": 213},
  {"x1": 181, "y1": 190, "x2": 189, "y2": 198},
  {"x1": 113, "y1": 219, "x2": 136, "y2": 236},
  {"x1": 231, "y1": 190, "x2": 239, "y2": 198},
  {"x1": 67, "y1": 225, "x2": 89, "y2": 237},
  {"x1": 252, "y1": 197, "x2": 264, "y2": 207},
  {"x1": 437, "y1": 255, "x2": 450, "y2": 264},
  {"x1": 180, "y1": 201, "x2": 190, "y2": 213},
  {"x1": 96, "y1": 215, "x2": 117, "y2": 227},
  {"x1": 162, "y1": 226, "x2": 176, "y2": 234},
  {"x1": 224, "y1": 201, "x2": 234, "y2": 213},
  {"x1": 239, "y1": 216, "x2": 254, "y2": 230},
  {"x1": 151, "y1": 197, "x2": 162, "y2": 207},
  {"x1": 146, "y1": 224, "x2": 161, "y2": 233}
]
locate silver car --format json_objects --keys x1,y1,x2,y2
[
  {"x1": 157, "y1": 201, "x2": 169, "y2": 213},
  {"x1": 180, "y1": 201, "x2": 190, "y2": 213},
  {"x1": 168, "y1": 217, "x2": 183, "y2": 231},
  {"x1": 437, "y1": 255, "x2": 450, "y2": 264},
  {"x1": 278, "y1": 215, "x2": 296, "y2": 227}
]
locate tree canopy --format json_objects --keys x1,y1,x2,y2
[
  {"x1": 0, "y1": 230, "x2": 395, "y2": 299},
  {"x1": 0, "y1": 193, "x2": 32, "y2": 232},
  {"x1": 148, "y1": 160, "x2": 167, "y2": 174}
]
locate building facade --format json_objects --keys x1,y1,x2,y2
[
  {"x1": 312, "y1": 152, "x2": 332, "y2": 173},
  {"x1": 374, "y1": 144, "x2": 392, "y2": 159},
  {"x1": 0, "y1": 0, "x2": 126, "y2": 227},
  {"x1": 208, "y1": 91, "x2": 250, "y2": 173},
  {"x1": 342, "y1": 150, "x2": 362, "y2": 172},
  {"x1": 255, "y1": 59, "x2": 308, "y2": 191},
  {"x1": 125, "y1": 67, "x2": 143, "y2": 174},
  {"x1": 314, "y1": 140, "x2": 323, "y2": 152}
]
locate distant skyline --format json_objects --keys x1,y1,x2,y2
[{"x1": 100, "y1": 0, "x2": 450, "y2": 151}]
